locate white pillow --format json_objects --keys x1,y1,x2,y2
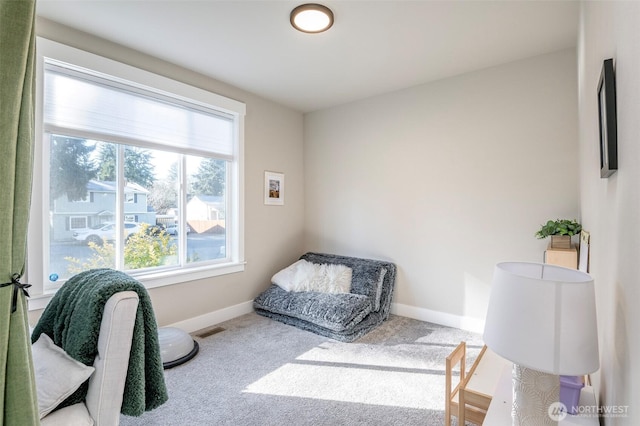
[
  {"x1": 272, "y1": 259, "x2": 352, "y2": 294},
  {"x1": 272, "y1": 259, "x2": 305, "y2": 291},
  {"x1": 306, "y1": 263, "x2": 352, "y2": 294},
  {"x1": 271, "y1": 259, "x2": 313, "y2": 291},
  {"x1": 32, "y1": 334, "x2": 95, "y2": 419},
  {"x1": 40, "y1": 403, "x2": 94, "y2": 426}
]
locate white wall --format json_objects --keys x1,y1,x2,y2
[
  {"x1": 578, "y1": 3, "x2": 640, "y2": 424},
  {"x1": 32, "y1": 18, "x2": 305, "y2": 327},
  {"x1": 304, "y1": 49, "x2": 580, "y2": 329}
]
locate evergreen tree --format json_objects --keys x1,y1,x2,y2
[
  {"x1": 50, "y1": 135, "x2": 97, "y2": 202},
  {"x1": 191, "y1": 158, "x2": 226, "y2": 196},
  {"x1": 96, "y1": 144, "x2": 116, "y2": 183},
  {"x1": 167, "y1": 162, "x2": 178, "y2": 183},
  {"x1": 97, "y1": 144, "x2": 155, "y2": 188}
]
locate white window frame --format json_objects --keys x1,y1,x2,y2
[{"x1": 27, "y1": 37, "x2": 245, "y2": 309}]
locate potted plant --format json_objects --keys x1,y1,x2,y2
[{"x1": 535, "y1": 219, "x2": 582, "y2": 249}]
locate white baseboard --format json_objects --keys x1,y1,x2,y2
[
  {"x1": 391, "y1": 302, "x2": 486, "y2": 334},
  {"x1": 167, "y1": 300, "x2": 485, "y2": 335},
  {"x1": 167, "y1": 300, "x2": 254, "y2": 333}
]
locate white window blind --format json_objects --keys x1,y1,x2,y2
[{"x1": 43, "y1": 62, "x2": 234, "y2": 157}]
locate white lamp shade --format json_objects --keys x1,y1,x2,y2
[{"x1": 483, "y1": 262, "x2": 599, "y2": 376}]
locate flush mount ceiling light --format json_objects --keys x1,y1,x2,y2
[{"x1": 290, "y1": 3, "x2": 334, "y2": 33}]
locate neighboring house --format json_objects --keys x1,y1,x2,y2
[
  {"x1": 186, "y1": 195, "x2": 225, "y2": 233},
  {"x1": 186, "y1": 195, "x2": 225, "y2": 221},
  {"x1": 51, "y1": 180, "x2": 155, "y2": 241}
]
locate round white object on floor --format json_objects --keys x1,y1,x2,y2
[{"x1": 158, "y1": 326, "x2": 199, "y2": 369}]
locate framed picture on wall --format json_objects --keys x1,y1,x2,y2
[
  {"x1": 579, "y1": 230, "x2": 590, "y2": 273},
  {"x1": 598, "y1": 58, "x2": 618, "y2": 178},
  {"x1": 264, "y1": 171, "x2": 284, "y2": 205}
]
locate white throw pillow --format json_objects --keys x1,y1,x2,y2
[
  {"x1": 40, "y1": 403, "x2": 94, "y2": 426},
  {"x1": 272, "y1": 259, "x2": 352, "y2": 294},
  {"x1": 311, "y1": 263, "x2": 352, "y2": 294},
  {"x1": 272, "y1": 259, "x2": 310, "y2": 291},
  {"x1": 32, "y1": 334, "x2": 95, "y2": 419}
]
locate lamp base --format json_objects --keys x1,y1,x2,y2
[{"x1": 512, "y1": 365, "x2": 559, "y2": 426}]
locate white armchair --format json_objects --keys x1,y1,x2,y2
[{"x1": 40, "y1": 291, "x2": 139, "y2": 426}]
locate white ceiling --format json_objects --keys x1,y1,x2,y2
[{"x1": 36, "y1": 0, "x2": 579, "y2": 113}]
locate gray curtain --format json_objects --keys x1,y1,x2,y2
[{"x1": 0, "y1": 0, "x2": 40, "y2": 424}]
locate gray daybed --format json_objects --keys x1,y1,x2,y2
[{"x1": 253, "y1": 252, "x2": 396, "y2": 342}]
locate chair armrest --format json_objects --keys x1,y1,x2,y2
[{"x1": 85, "y1": 291, "x2": 139, "y2": 425}]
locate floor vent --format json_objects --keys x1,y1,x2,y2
[{"x1": 193, "y1": 326, "x2": 225, "y2": 339}]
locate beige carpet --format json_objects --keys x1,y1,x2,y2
[{"x1": 120, "y1": 312, "x2": 483, "y2": 425}]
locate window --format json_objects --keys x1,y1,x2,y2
[
  {"x1": 69, "y1": 216, "x2": 87, "y2": 230},
  {"x1": 29, "y1": 38, "x2": 245, "y2": 300}
]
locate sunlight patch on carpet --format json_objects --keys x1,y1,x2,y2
[
  {"x1": 243, "y1": 362, "x2": 445, "y2": 410},
  {"x1": 295, "y1": 341, "x2": 445, "y2": 370}
]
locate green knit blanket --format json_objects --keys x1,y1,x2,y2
[{"x1": 32, "y1": 269, "x2": 168, "y2": 416}]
